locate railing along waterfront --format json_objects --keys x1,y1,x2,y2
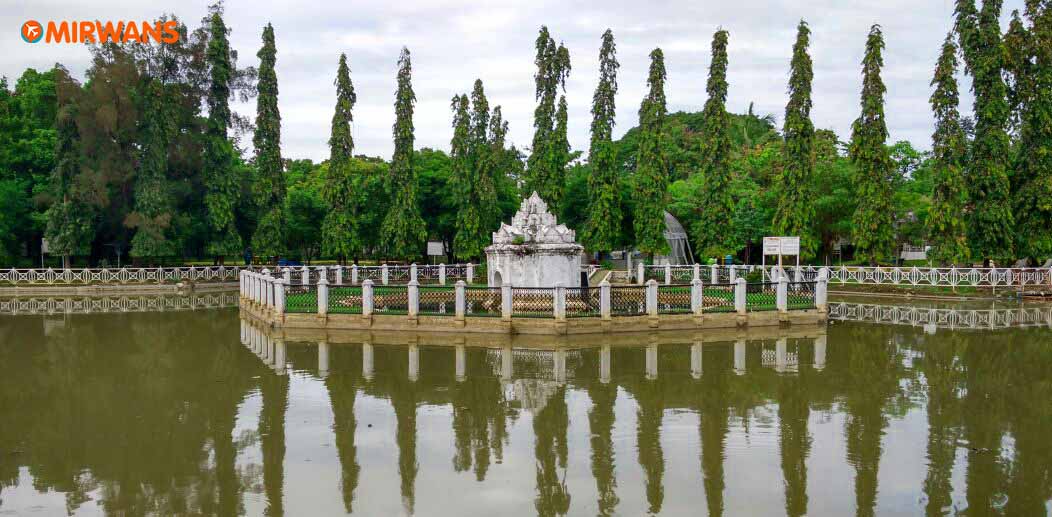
[
  {"x1": 241, "y1": 268, "x2": 829, "y2": 321},
  {"x1": 636, "y1": 263, "x2": 1052, "y2": 289},
  {"x1": 828, "y1": 301, "x2": 1052, "y2": 330},
  {"x1": 277, "y1": 263, "x2": 481, "y2": 287},
  {"x1": 0, "y1": 266, "x2": 246, "y2": 286}
]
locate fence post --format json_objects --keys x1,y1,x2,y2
[
  {"x1": 408, "y1": 279, "x2": 419, "y2": 318},
  {"x1": 283, "y1": 268, "x2": 291, "y2": 285},
  {"x1": 554, "y1": 282, "x2": 566, "y2": 320},
  {"x1": 317, "y1": 277, "x2": 329, "y2": 316},
  {"x1": 710, "y1": 264, "x2": 718, "y2": 284},
  {"x1": 239, "y1": 271, "x2": 245, "y2": 297},
  {"x1": 816, "y1": 267, "x2": 829, "y2": 313},
  {"x1": 410, "y1": 263, "x2": 418, "y2": 283},
  {"x1": 301, "y1": 265, "x2": 309, "y2": 285},
  {"x1": 275, "y1": 279, "x2": 286, "y2": 314},
  {"x1": 693, "y1": 263, "x2": 701, "y2": 282},
  {"x1": 646, "y1": 279, "x2": 658, "y2": 316},
  {"x1": 351, "y1": 264, "x2": 359, "y2": 285},
  {"x1": 730, "y1": 265, "x2": 738, "y2": 284},
  {"x1": 600, "y1": 280, "x2": 611, "y2": 320},
  {"x1": 261, "y1": 269, "x2": 271, "y2": 308},
  {"x1": 501, "y1": 282, "x2": 513, "y2": 321},
  {"x1": 381, "y1": 264, "x2": 389, "y2": 285},
  {"x1": 637, "y1": 263, "x2": 645, "y2": 285},
  {"x1": 455, "y1": 280, "x2": 466, "y2": 320},
  {"x1": 664, "y1": 264, "x2": 671, "y2": 285},
  {"x1": 777, "y1": 276, "x2": 788, "y2": 313},
  {"x1": 362, "y1": 279, "x2": 374, "y2": 316},
  {"x1": 794, "y1": 266, "x2": 802, "y2": 284},
  {"x1": 439, "y1": 263, "x2": 446, "y2": 285},
  {"x1": 466, "y1": 263, "x2": 475, "y2": 284},
  {"x1": 335, "y1": 265, "x2": 343, "y2": 286},
  {"x1": 691, "y1": 278, "x2": 704, "y2": 316},
  {"x1": 735, "y1": 277, "x2": 747, "y2": 315}
]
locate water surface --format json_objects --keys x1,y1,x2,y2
[{"x1": 1, "y1": 306, "x2": 1051, "y2": 516}]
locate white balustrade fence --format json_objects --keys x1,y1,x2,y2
[{"x1": 637, "y1": 264, "x2": 1052, "y2": 289}]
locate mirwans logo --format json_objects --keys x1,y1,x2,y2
[{"x1": 21, "y1": 20, "x2": 43, "y2": 43}]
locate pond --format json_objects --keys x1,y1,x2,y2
[{"x1": 1, "y1": 304, "x2": 1050, "y2": 515}]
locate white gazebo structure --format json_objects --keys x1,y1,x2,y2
[{"x1": 485, "y1": 192, "x2": 584, "y2": 287}]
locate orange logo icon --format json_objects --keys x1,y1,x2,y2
[{"x1": 21, "y1": 20, "x2": 43, "y2": 43}]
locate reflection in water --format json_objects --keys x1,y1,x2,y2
[{"x1": 1, "y1": 309, "x2": 1052, "y2": 515}]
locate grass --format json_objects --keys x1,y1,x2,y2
[{"x1": 283, "y1": 284, "x2": 816, "y2": 314}]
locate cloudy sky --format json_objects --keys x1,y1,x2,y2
[{"x1": 4, "y1": 0, "x2": 1027, "y2": 161}]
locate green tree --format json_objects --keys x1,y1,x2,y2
[
  {"x1": 692, "y1": 29, "x2": 734, "y2": 258},
  {"x1": 927, "y1": 34, "x2": 970, "y2": 265},
  {"x1": 203, "y1": 4, "x2": 242, "y2": 260},
  {"x1": 450, "y1": 93, "x2": 483, "y2": 259},
  {"x1": 849, "y1": 25, "x2": 895, "y2": 264},
  {"x1": 583, "y1": 29, "x2": 622, "y2": 253},
  {"x1": 773, "y1": 20, "x2": 817, "y2": 259},
  {"x1": 44, "y1": 68, "x2": 93, "y2": 268},
  {"x1": 470, "y1": 81, "x2": 501, "y2": 242},
  {"x1": 381, "y1": 47, "x2": 427, "y2": 259},
  {"x1": 1011, "y1": 3, "x2": 1052, "y2": 260},
  {"x1": 633, "y1": 48, "x2": 670, "y2": 257},
  {"x1": 956, "y1": 0, "x2": 1014, "y2": 262},
  {"x1": 527, "y1": 27, "x2": 572, "y2": 209},
  {"x1": 321, "y1": 53, "x2": 360, "y2": 263},
  {"x1": 127, "y1": 79, "x2": 176, "y2": 259},
  {"x1": 251, "y1": 23, "x2": 286, "y2": 259}
]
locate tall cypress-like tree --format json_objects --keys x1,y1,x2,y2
[
  {"x1": 251, "y1": 23, "x2": 286, "y2": 259},
  {"x1": 927, "y1": 34, "x2": 970, "y2": 265},
  {"x1": 450, "y1": 93, "x2": 482, "y2": 259},
  {"x1": 1011, "y1": 3, "x2": 1052, "y2": 259},
  {"x1": 128, "y1": 79, "x2": 176, "y2": 259},
  {"x1": 470, "y1": 81, "x2": 500, "y2": 245},
  {"x1": 322, "y1": 53, "x2": 359, "y2": 263},
  {"x1": 850, "y1": 24, "x2": 895, "y2": 264},
  {"x1": 633, "y1": 48, "x2": 670, "y2": 257},
  {"x1": 44, "y1": 68, "x2": 93, "y2": 268},
  {"x1": 450, "y1": 80, "x2": 501, "y2": 260},
  {"x1": 381, "y1": 47, "x2": 427, "y2": 259},
  {"x1": 956, "y1": 0, "x2": 1014, "y2": 262},
  {"x1": 527, "y1": 27, "x2": 571, "y2": 208},
  {"x1": 583, "y1": 29, "x2": 622, "y2": 253},
  {"x1": 203, "y1": 4, "x2": 242, "y2": 260},
  {"x1": 692, "y1": 29, "x2": 734, "y2": 259},
  {"x1": 773, "y1": 21, "x2": 817, "y2": 259}
]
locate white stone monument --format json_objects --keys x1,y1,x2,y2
[{"x1": 486, "y1": 192, "x2": 584, "y2": 287}]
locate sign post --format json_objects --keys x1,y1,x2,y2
[{"x1": 762, "y1": 236, "x2": 800, "y2": 282}]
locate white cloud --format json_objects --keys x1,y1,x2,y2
[{"x1": 1, "y1": 0, "x2": 1027, "y2": 161}]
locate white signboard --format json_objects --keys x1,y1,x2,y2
[
  {"x1": 426, "y1": 241, "x2": 445, "y2": 256},
  {"x1": 763, "y1": 236, "x2": 800, "y2": 256}
]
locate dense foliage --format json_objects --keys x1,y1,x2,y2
[
  {"x1": 2, "y1": 8, "x2": 1049, "y2": 267},
  {"x1": 582, "y1": 29, "x2": 622, "y2": 252},
  {"x1": 849, "y1": 25, "x2": 895, "y2": 264},
  {"x1": 772, "y1": 21, "x2": 816, "y2": 259},
  {"x1": 692, "y1": 30, "x2": 734, "y2": 259}
]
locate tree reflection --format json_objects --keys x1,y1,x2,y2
[
  {"x1": 533, "y1": 385, "x2": 570, "y2": 517},
  {"x1": 777, "y1": 343, "x2": 812, "y2": 517},
  {"x1": 919, "y1": 332, "x2": 963, "y2": 516},
  {"x1": 450, "y1": 348, "x2": 510, "y2": 481},
  {"x1": 586, "y1": 378, "x2": 619, "y2": 516},
  {"x1": 0, "y1": 310, "x2": 258, "y2": 515},
  {"x1": 324, "y1": 345, "x2": 362, "y2": 513}
]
